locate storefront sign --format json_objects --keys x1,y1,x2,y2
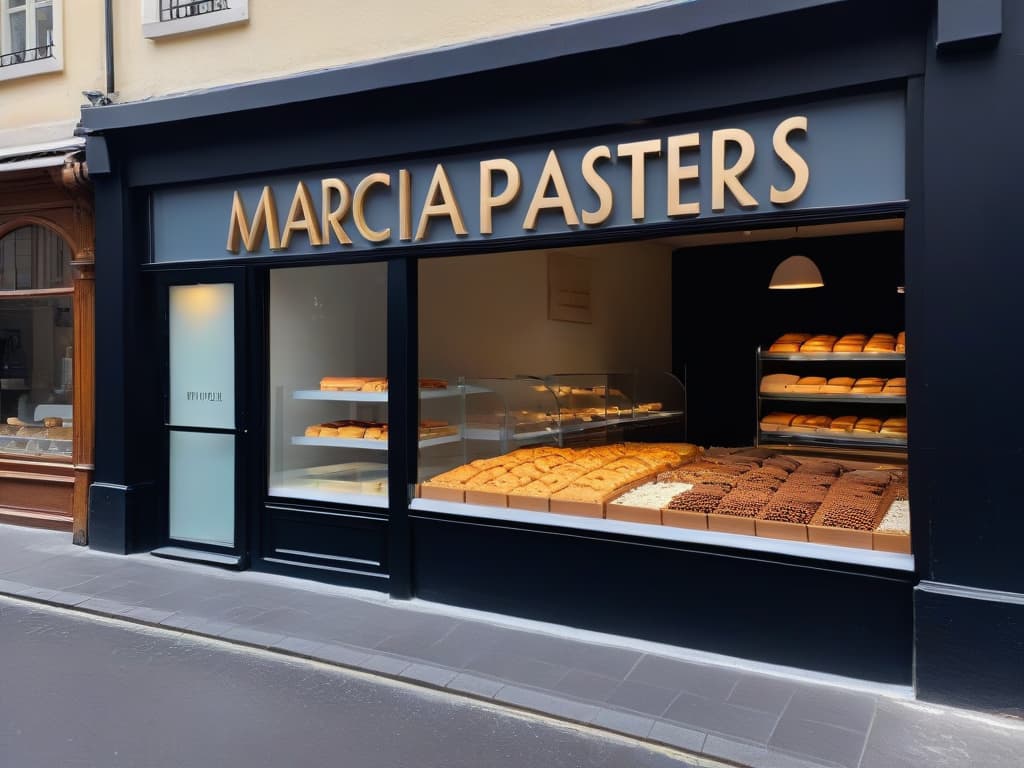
[{"x1": 151, "y1": 91, "x2": 905, "y2": 262}]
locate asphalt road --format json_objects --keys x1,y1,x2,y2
[{"x1": 0, "y1": 598, "x2": 698, "y2": 768}]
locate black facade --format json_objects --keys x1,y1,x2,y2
[{"x1": 81, "y1": 0, "x2": 1023, "y2": 714}]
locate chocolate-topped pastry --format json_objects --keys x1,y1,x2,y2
[
  {"x1": 793, "y1": 459, "x2": 844, "y2": 477},
  {"x1": 714, "y1": 489, "x2": 772, "y2": 518},
  {"x1": 840, "y1": 470, "x2": 891, "y2": 488},
  {"x1": 775, "y1": 484, "x2": 829, "y2": 503},
  {"x1": 735, "y1": 476, "x2": 782, "y2": 493},
  {"x1": 763, "y1": 455, "x2": 800, "y2": 473},
  {"x1": 667, "y1": 483, "x2": 729, "y2": 514},
  {"x1": 784, "y1": 473, "x2": 837, "y2": 489},
  {"x1": 760, "y1": 497, "x2": 821, "y2": 524},
  {"x1": 752, "y1": 465, "x2": 792, "y2": 481}
]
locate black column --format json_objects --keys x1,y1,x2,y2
[
  {"x1": 913, "y1": 0, "x2": 1024, "y2": 713},
  {"x1": 88, "y1": 158, "x2": 160, "y2": 554},
  {"x1": 387, "y1": 256, "x2": 417, "y2": 599}
]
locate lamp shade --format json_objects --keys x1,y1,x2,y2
[{"x1": 769, "y1": 255, "x2": 824, "y2": 290}]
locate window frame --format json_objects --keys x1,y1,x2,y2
[
  {"x1": 0, "y1": 0, "x2": 61, "y2": 83},
  {"x1": 142, "y1": 0, "x2": 249, "y2": 40}
]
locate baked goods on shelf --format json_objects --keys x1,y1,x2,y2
[
  {"x1": 319, "y1": 377, "x2": 449, "y2": 392},
  {"x1": 895, "y1": 331, "x2": 906, "y2": 354},
  {"x1": 759, "y1": 412, "x2": 796, "y2": 430},
  {"x1": 787, "y1": 376, "x2": 826, "y2": 393},
  {"x1": 760, "y1": 374, "x2": 800, "y2": 393},
  {"x1": 833, "y1": 334, "x2": 867, "y2": 353},
  {"x1": 864, "y1": 333, "x2": 896, "y2": 353},
  {"x1": 303, "y1": 419, "x2": 455, "y2": 441},
  {"x1": 820, "y1": 377, "x2": 855, "y2": 394},
  {"x1": 853, "y1": 417, "x2": 882, "y2": 433},
  {"x1": 768, "y1": 333, "x2": 812, "y2": 353},
  {"x1": 880, "y1": 417, "x2": 907, "y2": 436},
  {"x1": 829, "y1": 415, "x2": 858, "y2": 432},
  {"x1": 882, "y1": 377, "x2": 906, "y2": 395},
  {"x1": 850, "y1": 377, "x2": 885, "y2": 394},
  {"x1": 800, "y1": 335, "x2": 838, "y2": 353}
]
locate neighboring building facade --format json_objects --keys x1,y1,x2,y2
[
  {"x1": 82, "y1": 0, "x2": 1023, "y2": 718},
  {"x1": 0, "y1": 0, "x2": 100, "y2": 542}
]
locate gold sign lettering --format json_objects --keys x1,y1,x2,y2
[
  {"x1": 321, "y1": 178, "x2": 353, "y2": 245},
  {"x1": 416, "y1": 164, "x2": 468, "y2": 241},
  {"x1": 666, "y1": 133, "x2": 701, "y2": 217},
  {"x1": 711, "y1": 128, "x2": 758, "y2": 211},
  {"x1": 353, "y1": 173, "x2": 392, "y2": 243},
  {"x1": 616, "y1": 139, "x2": 662, "y2": 221},
  {"x1": 581, "y1": 146, "x2": 613, "y2": 226},
  {"x1": 770, "y1": 116, "x2": 810, "y2": 205},
  {"x1": 226, "y1": 186, "x2": 281, "y2": 252},
  {"x1": 479, "y1": 159, "x2": 521, "y2": 235},
  {"x1": 225, "y1": 116, "x2": 815, "y2": 252},
  {"x1": 281, "y1": 181, "x2": 324, "y2": 249},
  {"x1": 523, "y1": 150, "x2": 579, "y2": 231}
]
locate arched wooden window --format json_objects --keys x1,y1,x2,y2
[{"x1": 0, "y1": 224, "x2": 74, "y2": 458}]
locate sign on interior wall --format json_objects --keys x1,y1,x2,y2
[
  {"x1": 150, "y1": 91, "x2": 906, "y2": 262},
  {"x1": 548, "y1": 253, "x2": 593, "y2": 324}
]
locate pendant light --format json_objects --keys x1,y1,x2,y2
[{"x1": 769, "y1": 255, "x2": 824, "y2": 290}]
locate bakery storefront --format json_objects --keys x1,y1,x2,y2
[{"x1": 82, "y1": 1, "x2": 1024, "y2": 712}]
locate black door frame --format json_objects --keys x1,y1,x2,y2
[{"x1": 154, "y1": 266, "x2": 250, "y2": 566}]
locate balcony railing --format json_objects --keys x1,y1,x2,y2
[
  {"x1": 0, "y1": 44, "x2": 54, "y2": 69},
  {"x1": 160, "y1": 0, "x2": 230, "y2": 21}
]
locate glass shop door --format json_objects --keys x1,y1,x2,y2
[{"x1": 156, "y1": 268, "x2": 248, "y2": 564}]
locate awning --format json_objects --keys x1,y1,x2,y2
[{"x1": 0, "y1": 137, "x2": 84, "y2": 173}]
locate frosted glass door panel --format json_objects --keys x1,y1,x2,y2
[
  {"x1": 169, "y1": 430, "x2": 235, "y2": 546},
  {"x1": 169, "y1": 283, "x2": 235, "y2": 429}
]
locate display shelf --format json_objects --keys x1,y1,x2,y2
[
  {"x1": 759, "y1": 430, "x2": 906, "y2": 451},
  {"x1": 759, "y1": 393, "x2": 906, "y2": 404},
  {"x1": 760, "y1": 352, "x2": 904, "y2": 362},
  {"x1": 0, "y1": 435, "x2": 72, "y2": 445},
  {"x1": 293, "y1": 385, "x2": 490, "y2": 403},
  {"x1": 291, "y1": 432, "x2": 463, "y2": 450},
  {"x1": 463, "y1": 410, "x2": 683, "y2": 442}
]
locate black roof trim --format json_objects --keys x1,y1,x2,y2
[{"x1": 81, "y1": 0, "x2": 846, "y2": 132}]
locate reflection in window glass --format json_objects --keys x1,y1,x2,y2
[{"x1": 268, "y1": 263, "x2": 388, "y2": 506}]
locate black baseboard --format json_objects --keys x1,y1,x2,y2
[
  {"x1": 411, "y1": 514, "x2": 915, "y2": 684},
  {"x1": 88, "y1": 482, "x2": 158, "y2": 554},
  {"x1": 915, "y1": 582, "x2": 1024, "y2": 716}
]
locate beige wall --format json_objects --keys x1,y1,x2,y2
[
  {"x1": 114, "y1": 0, "x2": 663, "y2": 103},
  {"x1": 419, "y1": 242, "x2": 673, "y2": 380},
  {"x1": 0, "y1": 1, "x2": 106, "y2": 148}
]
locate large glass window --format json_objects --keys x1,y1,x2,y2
[
  {"x1": 0, "y1": 225, "x2": 73, "y2": 458},
  {"x1": 414, "y1": 224, "x2": 911, "y2": 563},
  {"x1": 268, "y1": 263, "x2": 389, "y2": 507}
]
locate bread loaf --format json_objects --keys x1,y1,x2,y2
[
  {"x1": 829, "y1": 415, "x2": 858, "y2": 432},
  {"x1": 760, "y1": 374, "x2": 800, "y2": 393},
  {"x1": 864, "y1": 333, "x2": 896, "y2": 353},
  {"x1": 834, "y1": 334, "x2": 867, "y2": 353},
  {"x1": 851, "y1": 377, "x2": 885, "y2": 394},
  {"x1": 880, "y1": 417, "x2": 907, "y2": 436},
  {"x1": 895, "y1": 331, "x2": 906, "y2": 354},
  {"x1": 320, "y1": 377, "x2": 368, "y2": 391},
  {"x1": 820, "y1": 376, "x2": 855, "y2": 394},
  {"x1": 760, "y1": 412, "x2": 796, "y2": 427},
  {"x1": 800, "y1": 335, "x2": 838, "y2": 353},
  {"x1": 787, "y1": 376, "x2": 827, "y2": 393},
  {"x1": 882, "y1": 377, "x2": 906, "y2": 395},
  {"x1": 853, "y1": 417, "x2": 882, "y2": 433}
]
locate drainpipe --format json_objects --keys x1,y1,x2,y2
[{"x1": 104, "y1": 0, "x2": 114, "y2": 96}]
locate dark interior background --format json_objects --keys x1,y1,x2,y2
[{"x1": 672, "y1": 229, "x2": 906, "y2": 447}]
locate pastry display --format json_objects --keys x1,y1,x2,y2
[
  {"x1": 787, "y1": 376, "x2": 826, "y2": 393},
  {"x1": 799, "y1": 335, "x2": 838, "y2": 353},
  {"x1": 423, "y1": 443, "x2": 700, "y2": 502},
  {"x1": 850, "y1": 377, "x2": 885, "y2": 394},
  {"x1": 319, "y1": 377, "x2": 449, "y2": 391},
  {"x1": 304, "y1": 419, "x2": 456, "y2": 441},
  {"x1": 768, "y1": 333, "x2": 812, "y2": 353},
  {"x1": 820, "y1": 376, "x2": 855, "y2": 394}
]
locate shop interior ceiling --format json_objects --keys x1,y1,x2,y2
[{"x1": 656, "y1": 217, "x2": 904, "y2": 249}]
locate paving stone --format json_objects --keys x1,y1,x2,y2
[
  {"x1": 361, "y1": 654, "x2": 412, "y2": 676},
  {"x1": 664, "y1": 690, "x2": 778, "y2": 745},
  {"x1": 464, "y1": 650, "x2": 569, "y2": 689},
  {"x1": 552, "y1": 668, "x2": 623, "y2": 702},
  {"x1": 590, "y1": 708, "x2": 656, "y2": 740},
  {"x1": 768, "y1": 717, "x2": 867, "y2": 768},
  {"x1": 0, "y1": 578, "x2": 27, "y2": 593},
  {"x1": 648, "y1": 720, "x2": 707, "y2": 753},
  {"x1": 401, "y1": 663, "x2": 458, "y2": 688},
  {"x1": 272, "y1": 636, "x2": 328, "y2": 658},
  {"x1": 46, "y1": 590, "x2": 91, "y2": 607},
  {"x1": 728, "y1": 675, "x2": 797, "y2": 715},
  {"x1": 495, "y1": 632, "x2": 642, "y2": 678},
  {"x1": 220, "y1": 626, "x2": 288, "y2": 648},
  {"x1": 494, "y1": 685, "x2": 600, "y2": 724},
  {"x1": 446, "y1": 672, "x2": 504, "y2": 699},
  {"x1": 315, "y1": 643, "x2": 373, "y2": 669},
  {"x1": 703, "y1": 735, "x2": 826, "y2": 768},
  {"x1": 16, "y1": 586, "x2": 58, "y2": 601},
  {"x1": 606, "y1": 679, "x2": 682, "y2": 717},
  {"x1": 374, "y1": 628, "x2": 459, "y2": 657},
  {"x1": 782, "y1": 687, "x2": 876, "y2": 733},
  {"x1": 76, "y1": 597, "x2": 137, "y2": 616},
  {"x1": 627, "y1": 654, "x2": 740, "y2": 700},
  {"x1": 123, "y1": 606, "x2": 176, "y2": 624}
]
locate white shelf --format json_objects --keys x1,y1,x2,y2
[
  {"x1": 291, "y1": 431, "x2": 463, "y2": 450},
  {"x1": 464, "y1": 410, "x2": 684, "y2": 441},
  {"x1": 293, "y1": 385, "x2": 490, "y2": 403}
]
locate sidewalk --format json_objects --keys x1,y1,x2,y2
[{"x1": 1, "y1": 524, "x2": 1020, "y2": 768}]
